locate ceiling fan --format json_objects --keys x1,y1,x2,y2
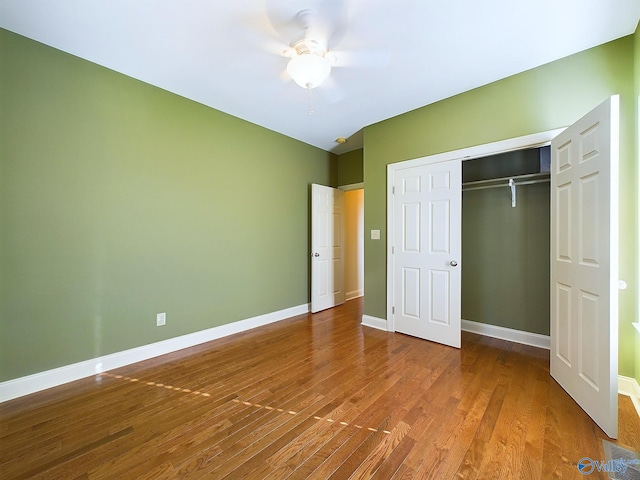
[
  {"x1": 256, "y1": 2, "x2": 389, "y2": 110},
  {"x1": 282, "y1": 9, "x2": 337, "y2": 90}
]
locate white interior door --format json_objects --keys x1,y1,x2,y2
[
  {"x1": 311, "y1": 184, "x2": 345, "y2": 313},
  {"x1": 550, "y1": 95, "x2": 619, "y2": 438},
  {"x1": 392, "y1": 159, "x2": 462, "y2": 348}
]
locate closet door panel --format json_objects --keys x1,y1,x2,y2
[
  {"x1": 550, "y1": 95, "x2": 619, "y2": 439},
  {"x1": 392, "y1": 159, "x2": 461, "y2": 348}
]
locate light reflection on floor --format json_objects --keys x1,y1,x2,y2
[{"x1": 99, "y1": 371, "x2": 391, "y2": 434}]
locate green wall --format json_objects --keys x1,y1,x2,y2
[
  {"x1": 363, "y1": 36, "x2": 638, "y2": 378},
  {"x1": 0, "y1": 29, "x2": 334, "y2": 382},
  {"x1": 337, "y1": 148, "x2": 364, "y2": 186}
]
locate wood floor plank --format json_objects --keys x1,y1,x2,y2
[
  {"x1": 541, "y1": 378, "x2": 565, "y2": 480},
  {"x1": 518, "y1": 378, "x2": 550, "y2": 480},
  {"x1": 455, "y1": 382, "x2": 509, "y2": 480},
  {"x1": 217, "y1": 403, "x2": 338, "y2": 479},
  {"x1": 343, "y1": 419, "x2": 411, "y2": 479},
  {"x1": 619, "y1": 395, "x2": 640, "y2": 449},
  {"x1": 1, "y1": 298, "x2": 639, "y2": 480}
]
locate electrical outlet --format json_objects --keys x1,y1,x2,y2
[{"x1": 156, "y1": 312, "x2": 166, "y2": 326}]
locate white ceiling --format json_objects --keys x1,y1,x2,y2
[{"x1": 1, "y1": 0, "x2": 639, "y2": 154}]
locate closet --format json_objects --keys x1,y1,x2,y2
[{"x1": 461, "y1": 146, "x2": 551, "y2": 336}]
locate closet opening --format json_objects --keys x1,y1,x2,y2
[{"x1": 461, "y1": 145, "x2": 551, "y2": 339}]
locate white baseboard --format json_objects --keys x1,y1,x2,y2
[
  {"x1": 461, "y1": 319, "x2": 551, "y2": 350},
  {"x1": 618, "y1": 375, "x2": 640, "y2": 419},
  {"x1": 361, "y1": 315, "x2": 389, "y2": 331},
  {"x1": 0, "y1": 303, "x2": 310, "y2": 403},
  {"x1": 346, "y1": 289, "x2": 364, "y2": 301}
]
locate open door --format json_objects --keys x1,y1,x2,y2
[
  {"x1": 391, "y1": 159, "x2": 462, "y2": 348},
  {"x1": 311, "y1": 184, "x2": 345, "y2": 313},
  {"x1": 550, "y1": 95, "x2": 619, "y2": 438}
]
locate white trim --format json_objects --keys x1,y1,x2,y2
[
  {"x1": 618, "y1": 375, "x2": 640, "y2": 419},
  {"x1": 461, "y1": 319, "x2": 551, "y2": 350},
  {"x1": 346, "y1": 289, "x2": 364, "y2": 301},
  {"x1": 0, "y1": 303, "x2": 309, "y2": 403},
  {"x1": 386, "y1": 129, "x2": 565, "y2": 338},
  {"x1": 339, "y1": 182, "x2": 364, "y2": 191},
  {"x1": 361, "y1": 315, "x2": 389, "y2": 331}
]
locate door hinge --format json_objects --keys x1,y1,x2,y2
[
  {"x1": 392, "y1": 306, "x2": 395, "y2": 314},
  {"x1": 392, "y1": 186, "x2": 395, "y2": 194},
  {"x1": 392, "y1": 246, "x2": 394, "y2": 254}
]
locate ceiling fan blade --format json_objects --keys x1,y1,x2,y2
[
  {"x1": 237, "y1": 11, "x2": 291, "y2": 57},
  {"x1": 264, "y1": 0, "x2": 349, "y2": 51},
  {"x1": 331, "y1": 48, "x2": 391, "y2": 68}
]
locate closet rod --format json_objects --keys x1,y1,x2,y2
[
  {"x1": 462, "y1": 172, "x2": 550, "y2": 192},
  {"x1": 462, "y1": 177, "x2": 549, "y2": 192}
]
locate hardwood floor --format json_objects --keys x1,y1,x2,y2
[{"x1": 1, "y1": 298, "x2": 639, "y2": 479}]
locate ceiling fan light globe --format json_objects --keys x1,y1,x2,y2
[{"x1": 287, "y1": 53, "x2": 331, "y2": 89}]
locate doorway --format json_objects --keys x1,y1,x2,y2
[
  {"x1": 310, "y1": 183, "x2": 364, "y2": 313},
  {"x1": 343, "y1": 188, "x2": 364, "y2": 301}
]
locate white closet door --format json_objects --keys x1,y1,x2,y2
[
  {"x1": 392, "y1": 159, "x2": 462, "y2": 348},
  {"x1": 550, "y1": 95, "x2": 619, "y2": 438}
]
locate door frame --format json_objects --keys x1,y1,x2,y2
[{"x1": 386, "y1": 128, "x2": 564, "y2": 332}]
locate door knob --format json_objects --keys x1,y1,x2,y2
[
  {"x1": 450, "y1": 260, "x2": 458, "y2": 267},
  {"x1": 314, "y1": 253, "x2": 320, "y2": 257}
]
